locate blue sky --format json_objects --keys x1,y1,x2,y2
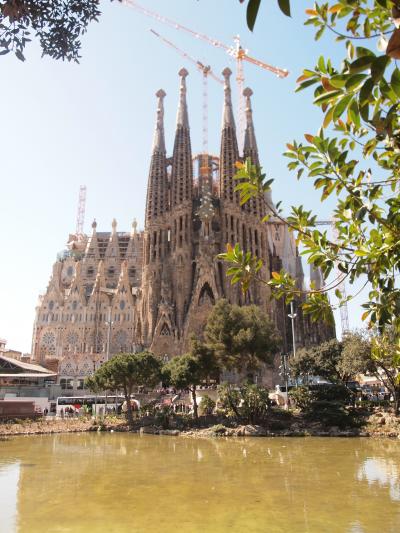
[{"x1": 0, "y1": 0, "x2": 363, "y2": 352}]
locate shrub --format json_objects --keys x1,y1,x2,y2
[
  {"x1": 217, "y1": 383, "x2": 269, "y2": 424},
  {"x1": 199, "y1": 395, "x2": 216, "y2": 416},
  {"x1": 311, "y1": 384, "x2": 352, "y2": 405},
  {"x1": 289, "y1": 386, "x2": 313, "y2": 411},
  {"x1": 157, "y1": 406, "x2": 176, "y2": 429},
  {"x1": 209, "y1": 424, "x2": 227, "y2": 435},
  {"x1": 307, "y1": 401, "x2": 356, "y2": 428},
  {"x1": 239, "y1": 384, "x2": 270, "y2": 424}
]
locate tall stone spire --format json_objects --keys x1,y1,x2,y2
[
  {"x1": 220, "y1": 67, "x2": 239, "y2": 202},
  {"x1": 242, "y1": 87, "x2": 263, "y2": 216},
  {"x1": 176, "y1": 67, "x2": 189, "y2": 128},
  {"x1": 84, "y1": 219, "x2": 100, "y2": 260},
  {"x1": 145, "y1": 89, "x2": 168, "y2": 226},
  {"x1": 243, "y1": 87, "x2": 259, "y2": 167},
  {"x1": 171, "y1": 68, "x2": 193, "y2": 207}
]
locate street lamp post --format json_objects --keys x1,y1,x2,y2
[
  {"x1": 288, "y1": 301, "x2": 297, "y2": 359},
  {"x1": 105, "y1": 305, "x2": 113, "y2": 363},
  {"x1": 288, "y1": 301, "x2": 298, "y2": 390},
  {"x1": 100, "y1": 290, "x2": 115, "y2": 363}
]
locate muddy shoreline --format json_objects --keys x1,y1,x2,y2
[{"x1": 1, "y1": 409, "x2": 400, "y2": 439}]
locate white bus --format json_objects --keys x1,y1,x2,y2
[{"x1": 56, "y1": 395, "x2": 125, "y2": 417}]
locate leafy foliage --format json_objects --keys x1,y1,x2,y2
[
  {"x1": 218, "y1": 382, "x2": 270, "y2": 423},
  {"x1": 204, "y1": 299, "x2": 281, "y2": 371},
  {"x1": 222, "y1": 2, "x2": 400, "y2": 334},
  {"x1": 289, "y1": 385, "x2": 313, "y2": 410},
  {"x1": 370, "y1": 327, "x2": 400, "y2": 413},
  {"x1": 239, "y1": 0, "x2": 291, "y2": 31},
  {"x1": 0, "y1": 0, "x2": 102, "y2": 61},
  {"x1": 290, "y1": 332, "x2": 373, "y2": 383},
  {"x1": 163, "y1": 344, "x2": 217, "y2": 420},
  {"x1": 86, "y1": 351, "x2": 162, "y2": 427},
  {"x1": 199, "y1": 395, "x2": 216, "y2": 415},
  {"x1": 290, "y1": 384, "x2": 355, "y2": 427}
]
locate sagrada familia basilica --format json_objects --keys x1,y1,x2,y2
[{"x1": 31, "y1": 67, "x2": 334, "y2": 387}]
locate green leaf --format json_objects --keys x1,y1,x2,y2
[
  {"x1": 349, "y1": 56, "x2": 373, "y2": 74},
  {"x1": 359, "y1": 78, "x2": 374, "y2": 106},
  {"x1": 348, "y1": 99, "x2": 361, "y2": 129},
  {"x1": 345, "y1": 73, "x2": 367, "y2": 91},
  {"x1": 314, "y1": 89, "x2": 343, "y2": 105},
  {"x1": 246, "y1": 0, "x2": 261, "y2": 31},
  {"x1": 391, "y1": 68, "x2": 400, "y2": 98},
  {"x1": 332, "y1": 94, "x2": 352, "y2": 120},
  {"x1": 355, "y1": 46, "x2": 376, "y2": 59},
  {"x1": 277, "y1": 0, "x2": 291, "y2": 17},
  {"x1": 371, "y1": 55, "x2": 390, "y2": 83}
]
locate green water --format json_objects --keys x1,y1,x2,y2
[{"x1": 0, "y1": 434, "x2": 399, "y2": 533}]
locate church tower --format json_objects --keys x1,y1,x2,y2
[
  {"x1": 168, "y1": 68, "x2": 194, "y2": 335},
  {"x1": 218, "y1": 71, "x2": 270, "y2": 308},
  {"x1": 32, "y1": 65, "x2": 335, "y2": 382},
  {"x1": 142, "y1": 88, "x2": 169, "y2": 344}
]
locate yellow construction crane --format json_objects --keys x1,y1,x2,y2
[{"x1": 122, "y1": 0, "x2": 288, "y2": 151}]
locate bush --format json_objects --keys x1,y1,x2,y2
[
  {"x1": 289, "y1": 386, "x2": 312, "y2": 411},
  {"x1": 311, "y1": 384, "x2": 352, "y2": 405},
  {"x1": 209, "y1": 424, "x2": 227, "y2": 435},
  {"x1": 199, "y1": 395, "x2": 216, "y2": 416},
  {"x1": 217, "y1": 383, "x2": 269, "y2": 424},
  {"x1": 307, "y1": 401, "x2": 356, "y2": 428},
  {"x1": 154, "y1": 405, "x2": 175, "y2": 429},
  {"x1": 239, "y1": 384, "x2": 270, "y2": 424},
  {"x1": 217, "y1": 384, "x2": 241, "y2": 418}
]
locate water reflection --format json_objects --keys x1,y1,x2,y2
[
  {"x1": 0, "y1": 462, "x2": 20, "y2": 533},
  {"x1": 357, "y1": 457, "x2": 400, "y2": 501},
  {"x1": 0, "y1": 435, "x2": 399, "y2": 533}
]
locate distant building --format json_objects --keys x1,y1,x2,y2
[
  {"x1": 0, "y1": 339, "x2": 32, "y2": 363},
  {"x1": 0, "y1": 354, "x2": 56, "y2": 388},
  {"x1": 31, "y1": 68, "x2": 334, "y2": 391}
]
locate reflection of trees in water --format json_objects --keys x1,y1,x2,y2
[{"x1": 4, "y1": 435, "x2": 400, "y2": 532}]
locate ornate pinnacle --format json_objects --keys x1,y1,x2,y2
[
  {"x1": 243, "y1": 87, "x2": 253, "y2": 110},
  {"x1": 222, "y1": 67, "x2": 235, "y2": 129},
  {"x1": 152, "y1": 89, "x2": 166, "y2": 153},
  {"x1": 177, "y1": 68, "x2": 189, "y2": 128},
  {"x1": 243, "y1": 86, "x2": 258, "y2": 163}
]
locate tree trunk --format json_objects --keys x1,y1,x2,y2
[
  {"x1": 124, "y1": 385, "x2": 134, "y2": 429},
  {"x1": 191, "y1": 386, "x2": 198, "y2": 421},
  {"x1": 394, "y1": 388, "x2": 400, "y2": 416}
]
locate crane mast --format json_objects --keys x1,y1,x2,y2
[
  {"x1": 123, "y1": 0, "x2": 288, "y2": 152},
  {"x1": 75, "y1": 185, "x2": 87, "y2": 239}
]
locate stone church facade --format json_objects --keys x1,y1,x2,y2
[{"x1": 31, "y1": 68, "x2": 334, "y2": 387}]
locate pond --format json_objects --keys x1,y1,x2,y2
[{"x1": 0, "y1": 434, "x2": 399, "y2": 532}]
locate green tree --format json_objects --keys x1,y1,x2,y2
[
  {"x1": 87, "y1": 351, "x2": 162, "y2": 427},
  {"x1": 163, "y1": 338, "x2": 219, "y2": 420},
  {"x1": 290, "y1": 332, "x2": 372, "y2": 384},
  {"x1": 163, "y1": 354, "x2": 204, "y2": 420},
  {"x1": 371, "y1": 328, "x2": 400, "y2": 414},
  {"x1": 220, "y1": 1, "x2": 400, "y2": 335},
  {"x1": 205, "y1": 299, "x2": 281, "y2": 373}
]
